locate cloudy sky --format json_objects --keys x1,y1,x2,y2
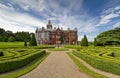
[{"x1": 0, "y1": 0, "x2": 120, "y2": 41}]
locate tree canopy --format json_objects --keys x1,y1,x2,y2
[
  {"x1": 29, "y1": 34, "x2": 37, "y2": 46},
  {"x1": 0, "y1": 28, "x2": 31, "y2": 42},
  {"x1": 81, "y1": 35, "x2": 88, "y2": 46},
  {"x1": 95, "y1": 27, "x2": 120, "y2": 46}
]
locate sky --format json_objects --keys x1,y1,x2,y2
[{"x1": 0, "y1": 0, "x2": 120, "y2": 41}]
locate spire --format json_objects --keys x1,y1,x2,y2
[
  {"x1": 46, "y1": 20, "x2": 52, "y2": 29},
  {"x1": 48, "y1": 20, "x2": 51, "y2": 25}
]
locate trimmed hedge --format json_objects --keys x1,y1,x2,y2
[
  {"x1": 0, "y1": 52, "x2": 4, "y2": 56},
  {"x1": 0, "y1": 50, "x2": 46, "y2": 73},
  {"x1": 73, "y1": 49, "x2": 120, "y2": 75}
]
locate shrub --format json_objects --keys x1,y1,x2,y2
[
  {"x1": 0, "y1": 52, "x2": 4, "y2": 56},
  {"x1": 94, "y1": 38, "x2": 97, "y2": 46},
  {"x1": 81, "y1": 35, "x2": 88, "y2": 46},
  {"x1": 24, "y1": 39, "x2": 27, "y2": 46},
  {"x1": 73, "y1": 49, "x2": 120, "y2": 75},
  {"x1": 0, "y1": 50, "x2": 46, "y2": 73},
  {"x1": 29, "y1": 34, "x2": 37, "y2": 46}
]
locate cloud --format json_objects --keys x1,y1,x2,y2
[
  {"x1": 10, "y1": 0, "x2": 45, "y2": 12},
  {"x1": 98, "y1": 13, "x2": 119, "y2": 25},
  {"x1": 97, "y1": 6, "x2": 120, "y2": 26},
  {"x1": 113, "y1": 22, "x2": 120, "y2": 28},
  {"x1": 0, "y1": 0, "x2": 99, "y2": 41},
  {"x1": 0, "y1": 3, "x2": 46, "y2": 32}
]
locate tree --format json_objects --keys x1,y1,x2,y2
[
  {"x1": 0, "y1": 35, "x2": 3, "y2": 42},
  {"x1": 24, "y1": 38, "x2": 27, "y2": 46},
  {"x1": 81, "y1": 35, "x2": 88, "y2": 46},
  {"x1": 29, "y1": 34, "x2": 37, "y2": 46},
  {"x1": 15, "y1": 32, "x2": 30, "y2": 41},
  {"x1": 94, "y1": 38, "x2": 97, "y2": 46},
  {"x1": 95, "y1": 27, "x2": 120, "y2": 46},
  {"x1": 8, "y1": 36, "x2": 15, "y2": 42},
  {"x1": 0, "y1": 28, "x2": 5, "y2": 34}
]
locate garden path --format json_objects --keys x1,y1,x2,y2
[{"x1": 20, "y1": 50, "x2": 92, "y2": 78}]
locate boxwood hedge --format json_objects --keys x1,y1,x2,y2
[
  {"x1": 73, "y1": 48, "x2": 120, "y2": 75},
  {"x1": 0, "y1": 50, "x2": 46, "y2": 73}
]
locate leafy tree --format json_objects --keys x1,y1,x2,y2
[
  {"x1": 0, "y1": 35, "x2": 3, "y2": 42},
  {"x1": 94, "y1": 38, "x2": 97, "y2": 46},
  {"x1": 29, "y1": 34, "x2": 37, "y2": 46},
  {"x1": 95, "y1": 27, "x2": 120, "y2": 45},
  {"x1": 8, "y1": 36, "x2": 15, "y2": 42},
  {"x1": 81, "y1": 35, "x2": 88, "y2": 46},
  {"x1": 3, "y1": 36, "x2": 8, "y2": 42},
  {"x1": 15, "y1": 32, "x2": 30, "y2": 41},
  {"x1": 24, "y1": 38, "x2": 27, "y2": 46},
  {"x1": 0, "y1": 28, "x2": 5, "y2": 34}
]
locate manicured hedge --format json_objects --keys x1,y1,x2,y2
[
  {"x1": 0, "y1": 52, "x2": 4, "y2": 56},
  {"x1": 73, "y1": 49, "x2": 120, "y2": 75},
  {"x1": 0, "y1": 50, "x2": 46, "y2": 73}
]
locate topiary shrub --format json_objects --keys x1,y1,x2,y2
[
  {"x1": 0, "y1": 52, "x2": 4, "y2": 56},
  {"x1": 81, "y1": 35, "x2": 88, "y2": 46},
  {"x1": 29, "y1": 34, "x2": 37, "y2": 46},
  {"x1": 108, "y1": 52, "x2": 114, "y2": 57}
]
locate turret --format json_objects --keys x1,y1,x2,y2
[{"x1": 46, "y1": 20, "x2": 52, "y2": 29}]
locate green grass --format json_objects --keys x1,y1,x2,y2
[
  {"x1": 0, "y1": 42, "x2": 55, "y2": 49},
  {"x1": 67, "y1": 52, "x2": 108, "y2": 78},
  {"x1": 48, "y1": 48, "x2": 68, "y2": 51},
  {"x1": 0, "y1": 53, "x2": 50, "y2": 78},
  {"x1": 0, "y1": 42, "x2": 24, "y2": 49}
]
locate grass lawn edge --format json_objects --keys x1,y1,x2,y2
[
  {"x1": 67, "y1": 52, "x2": 108, "y2": 78},
  {"x1": 0, "y1": 53, "x2": 50, "y2": 78}
]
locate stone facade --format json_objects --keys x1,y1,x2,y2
[{"x1": 35, "y1": 20, "x2": 78, "y2": 45}]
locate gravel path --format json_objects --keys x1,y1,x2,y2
[{"x1": 20, "y1": 52, "x2": 92, "y2": 78}]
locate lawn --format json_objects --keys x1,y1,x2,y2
[{"x1": 0, "y1": 42, "x2": 24, "y2": 49}]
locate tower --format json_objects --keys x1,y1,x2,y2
[{"x1": 46, "y1": 20, "x2": 52, "y2": 29}]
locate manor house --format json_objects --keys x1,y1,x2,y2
[{"x1": 35, "y1": 20, "x2": 78, "y2": 45}]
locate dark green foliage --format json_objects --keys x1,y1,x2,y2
[
  {"x1": 24, "y1": 38, "x2": 27, "y2": 46},
  {"x1": 0, "y1": 50, "x2": 46, "y2": 73},
  {"x1": 8, "y1": 36, "x2": 15, "y2": 42},
  {"x1": 15, "y1": 32, "x2": 31, "y2": 42},
  {"x1": 0, "y1": 52, "x2": 4, "y2": 56},
  {"x1": 3, "y1": 36, "x2": 8, "y2": 42},
  {"x1": 0, "y1": 28, "x2": 31, "y2": 42},
  {"x1": 81, "y1": 35, "x2": 88, "y2": 46},
  {"x1": 29, "y1": 34, "x2": 37, "y2": 46},
  {"x1": 17, "y1": 50, "x2": 27, "y2": 52},
  {"x1": 0, "y1": 35, "x2": 3, "y2": 41},
  {"x1": 0, "y1": 28, "x2": 5, "y2": 34},
  {"x1": 95, "y1": 27, "x2": 120, "y2": 46},
  {"x1": 94, "y1": 38, "x2": 97, "y2": 46},
  {"x1": 24, "y1": 41, "x2": 27, "y2": 46}
]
